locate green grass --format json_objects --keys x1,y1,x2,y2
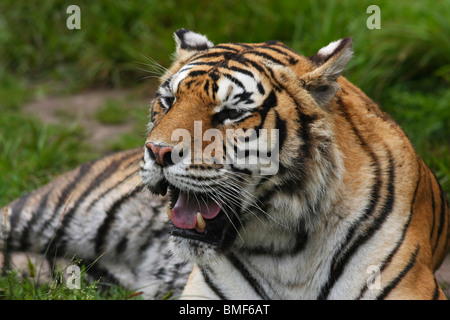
[
  {"x1": 106, "y1": 102, "x2": 151, "y2": 151},
  {"x1": 1, "y1": 1, "x2": 448, "y2": 92},
  {"x1": 95, "y1": 99, "x2": 131, "y2": 125},
  {"x1": 0, "y1": 113, "x2": 94, "y2": 205},
  {"x1": 0, "y1": 0, "x2": 448, "y2": 299},
  {"x1": 383, "y1": 82, "x2": 450, "y2": 193},
  {"x1": 0, "y1": 258, "x2": 142, "y2": 300}
]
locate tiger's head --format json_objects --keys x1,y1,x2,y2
[{"x1": 140, "y1": 29, "x2": 353, "y2": 264}]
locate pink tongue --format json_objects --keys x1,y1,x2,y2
[{"x1": 171, "y1": 192, "x2": 221, "y2": 229}]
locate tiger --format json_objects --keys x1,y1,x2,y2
[{"x1": 1, "y1": 28, "x2": 449, "y2": 300}]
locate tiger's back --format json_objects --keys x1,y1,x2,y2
[{"x1": 1, "y1": 29, "x2": 449, "y2": 299}]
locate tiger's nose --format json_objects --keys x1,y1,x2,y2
[{"x1": 145, "y1": 142, "x2": 174, "y2": 166}]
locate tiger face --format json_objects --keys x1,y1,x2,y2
[{"x1": 140, "y1": 29, "x2": 352, "y2": 264}]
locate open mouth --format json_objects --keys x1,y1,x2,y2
[{"x1": 153, "y1": 180, "x2": 237, "y2": 246}]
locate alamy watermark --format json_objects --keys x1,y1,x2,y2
[
  {"x1": 66, "y1": 265, "x2": 81, "y2": 290},
  {"x1": 66, "y1": 5, "x2": 81, "y2": 30},
  {"x1": 366, "y1": 265, "x2": 381, "y2": 291},
  {"x1": 366, "y1": 5, "x2": 381, "y2": 29},
  {"x1": 165, "y1": 121, "x2": 280, "y2": 175}
]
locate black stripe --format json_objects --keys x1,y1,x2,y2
[
  {"x1": 243, "y1": 58, "x2": 282, "y2": 92},
  {"x1": 317, "y1": 98, "x2": 386, "y2": 299},
  {"x1": 81, "y1": 258, "x2": 122, "y2": 287},
  {"x1": 40, "y1": 160, "x2": 94, "y2": 248},
  {"x1": 3, "y1": 193, "x2": 32, "y2": 269},
  {"x1": 297, "y1": 111, "x2": 316, "y2": 160},
  {"x1": 319, "y1": 151, "x2": 394, "y2": 300},
  {"x1": 188, "y1": 61, "x2": 223, "y2": 68},
  {"x1": 246, "y1": 50, "x2": 284, "y2": 66},
  {"x1": 232, "y1": 91, "x2": 254, "y2": 105},
  {"x1": 259, "y1": 61, "x2": 284, "y2": 92},
  {"x1": 229, "y1": 164, "x2": 252, "y2": 176},
  {"x1": 203, "y1": 79, "x2": 210, "y2": 96},
  {"x1": 200, "y1": 266, "x2": 228, "y2": 300},
  {"x1": 212, "y1": 44, "x2": 240, "y2": 52},
  {"x1": 241, "y1": 57, "x2": 266, "y2": 74},
  {"x1": 258, "y1": 90, "x2": 277, "y2": 128},
  {"x1": 269, "y1": 78, "x2": 316, "y2": 160},
  {"x1": 432, "y1": 172, "x2": 447, "y2": 254},
  {"x1": 51, "y1": 159, "x2": 125, "y2": 252},
  {"x1": 257, "y1": 68, "x2": 314, "y2": 162},
  {"x1": 227, "y1": 253, "x2": 270, "y2": 299},
  {"x1": 161, "y1": 78, "x2": 171, "y2": 91},
  {"x1": 253, "y1": 175, "x2": 272, "y2": 193},
  {"x1": 241, "y1": 225, "x2": 308, "y2": 257},
  {"x1": 185, "y1": 83, "x2": 200, "y2": 97},
  {"x1": 229, "y1": 66, "x2": 255, "y2": 79},
  {"x1": 223, "y1": 73, "x2": 245, "y2": 89},
  {"x1": 47, "y1": 151, "x2": 138, "y2": 255},
  {"x1": 212, "y1": 108, "x2": 248, "y2": 125},
  {"x1": 94, "y1": 185, "x2": 143, "y2": 255},
  {"x1": 7, "y1": 193, "x2": 31, "y2": 245},
  {"x1": 432, "y1": 277, "x2": 440, "y2": 300},
  {"x1": 228, "y1": 113, "x2": 254, "y2": 126},
  {"x1": 85, "y1": 172, "x2": 141, "y2": 213},
  {"x1": 357, "y1": 165, "x2": 421, "y2": 299},
  {"x1": 67, "y1": 151, "x2": 139, "y2": 218},
  {"x1": 376, "y1": 245, "x2": 420, "y2": 300},
  {"x1": 134, "y1": 196, "x2": 168, "y2": 255},
  {"x1": 137, "y1": 214, "x2": 171, "y2": 254},
  {"x1": 429, "y1": 172, "x2": 437, "y2": 241},
  {"x1": 138, "y1": 222, "x2": 170, "y2": 254},
  {"x1": 252, "y1": 84, "x2": 315, "y2": 206},
  {"x1": 115, "y1": 236, "x2": 128, "y2": 255},
  {"x1": 37, "y1": 162, "x2": 94, "y2": 259},
  {"x1": 188, "y1": 70, "x2": 207, "y2": 78},
  {"x1": 230, "y1": 42, "x2": 253, "y2": 49},
  {"x1": 274, "y1": 110, "x2": 287, "y2": 152},
  {"x1": 190, "y1": 50, "x2": 235, "y2": 63},
  {"x1": 256, "y1": 44, "x2": 298, "y2": 64},
  {"x1": 164, "y1": 261, "x2": 187, "y2": 296},
  {"x1": 257, "y1": 82, "x2": 265, "y2": 95},
  {"x1": 19, "y1": 187, "x2": 54, "y2": 251}
]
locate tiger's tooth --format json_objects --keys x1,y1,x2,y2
[
  {"x1": 196, "y1": 212, "x2": 206, "y2": 231},
  {"x1": 166, "y1": 206, "x2": 172, "y2": 220}
]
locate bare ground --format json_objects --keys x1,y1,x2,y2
[
  {"x1": 24, "y1": 89, "x2": 141, "y2": 146},
  {"x1": 24, "y1": 90, "x2": 450, "y2": 298}
]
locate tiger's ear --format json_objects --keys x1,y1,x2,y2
[
  {"x1": 173, "y1": 28, "x2": 214, "y2": 61},
  {"x1": 301, "y1": 37, "x2": 353, "y2": 107}
]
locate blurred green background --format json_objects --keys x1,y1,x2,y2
[
  {"x1": 0, "y1": 0, "x2": 449, "y2": 300},
  {"x1": 0, "y1": 0, "x2": 449, "y2": 208}
]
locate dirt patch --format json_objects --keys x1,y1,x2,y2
[{"x1": 24, "y1": 89, "x2": 148, "y2": 147}]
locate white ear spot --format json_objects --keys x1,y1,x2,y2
[
  {"x1": 309, "y1": 37, "x2": 353, "y2": 68},
  {"x1": 174, "y1": 28, "x2": 214, "y2": 52},
  {"x1": 317, "y1": 40, "x2": 342, "y2": 57}
]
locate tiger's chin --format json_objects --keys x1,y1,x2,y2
[
  {"x1": 167, "y1": 213, "x2": 236, "y2": 265},
  {"x1": 167, "y1": 217, "x2": 235, "y2": 265},
  {"x1": 168, "y1": 236, "x2": 222, "y2": 266}
]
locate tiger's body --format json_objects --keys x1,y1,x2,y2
[
  {"x1": 1, "y1": 148, "x2": 192, "y2": 297},
  {"x1": 1, "y1": 29, "x2": 449, "y2": 299}
]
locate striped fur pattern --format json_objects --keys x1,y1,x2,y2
[
  {"x1": 1, "y1": 148, "x2": 192, "y2": 298},
  {"x1": 2, "y1": 29, "x2": 450, "y2": 299}
]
